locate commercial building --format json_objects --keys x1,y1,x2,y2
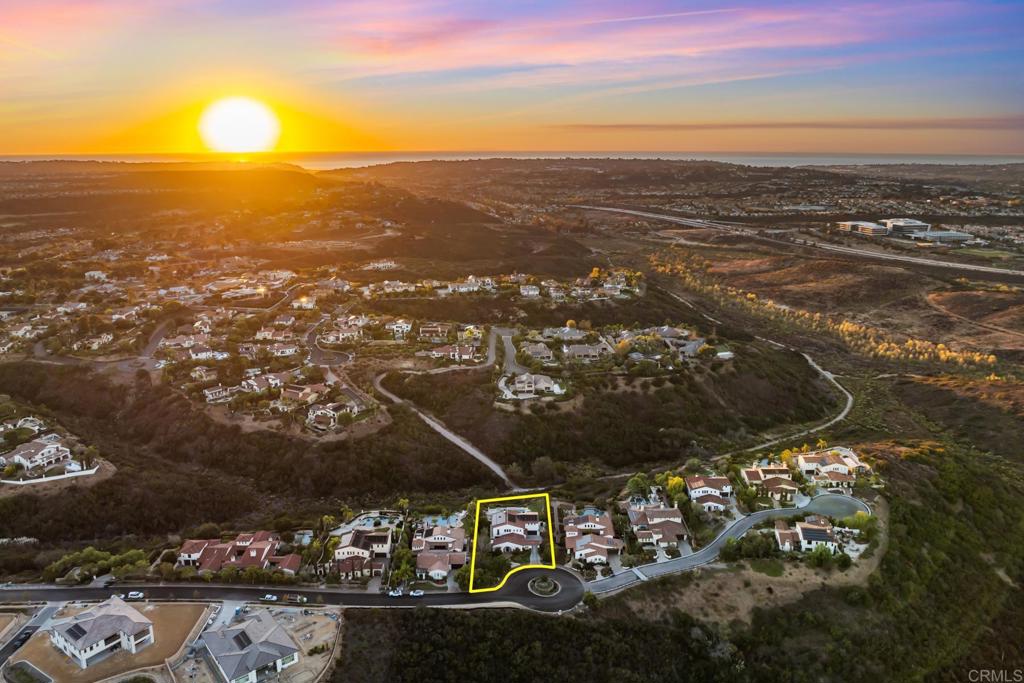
[
  {"x1": 880, "y1": 218, "x2": 931, "y2": 234},
  {"x1": 836, "y1": 221, "x2": 888, "y2": 236},
  {"x1": 907, "y1": 230, "x2": 971, "y2": 244}
]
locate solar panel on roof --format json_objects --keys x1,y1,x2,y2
[
  {"x1": 233, "y1": 631, "x2": 252, "y2": 649},
  {"x1": 67, "y1": 623, "x2": 87, "y2": 641}
]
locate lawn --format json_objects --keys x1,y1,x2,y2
[{"x1": 13, "y1": 603, "x2": 207, "y2": 683}]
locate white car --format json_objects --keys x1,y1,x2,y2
[
  {"x1": 126, "y1": 591, "x2": 144, "y2": 600},
  {"x1": 387, "y1": 588, "x2": 403, "y2": 598},
  {"x1": 409, "y1": 590, "x2": 425, "y2": 598},
  {"x1": 112, "y1": 593, "x2": 126, "y2": 600},
  {"x1": 262, "y1": 594, "x2": 278, "y2": 602}
]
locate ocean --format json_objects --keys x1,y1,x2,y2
[{"x1": 2, "y1": 151, "x2": 1023, "y2": 170}]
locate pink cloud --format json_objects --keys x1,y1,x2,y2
[{"x1": 304, "y1": 1, "x2": 966, "y2": 85}]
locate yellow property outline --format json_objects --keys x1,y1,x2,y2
[{"x1": 468, "y1": 492, "x2": 556, "y2": 593}]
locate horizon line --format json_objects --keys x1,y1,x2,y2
[{"x1": 3, "y1": 150, "x2": 1024, "y2": 160}]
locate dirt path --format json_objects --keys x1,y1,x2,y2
[
  {"x1": 924, "y1": 292, "x2": 1024, "y2": 341},
  {"x1": 373, "y1": 372, "x2": 518, "y2": 489}
]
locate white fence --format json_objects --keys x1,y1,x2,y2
[{"x1": 1, "y1": 466, "x2": 100, "y2": 486}]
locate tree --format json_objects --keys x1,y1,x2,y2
[
  {"x1": 80, "y1": 446, "x2": 99, "y2": 469},
  {"x1": 806, "y1": 544, "x2": 834, "y2": 569},
  {"x1": 390, "y1": 547, "x2": 416, "y2": 586},
  {"x1": 836, "y1": 552, "x2": 853, "y2": 570},
  {"x1": 531, "y1": 456, "x2": 557, "y2": 483},
  {"x1": 626, "y1": 473, "x2": 650, "y2": 497},
  {"x1": 454, "y1": 565, "x2": 471, "y2": 591},
  {"x1": 815, "y1": 438, "x2": 828, "y2": 450}
]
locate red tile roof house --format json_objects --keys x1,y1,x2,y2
[
  {"x1": 801, "y1": 446, "x2": 871, "y2": 473},
  {"x1": 627, "y1": 504, "x2": 688, "y2": 549},
  {"x1": 7, "y1": 439, "x2": 72, "y2": 471},
  {"x1": 693, "y1": 494, "x2": 729, "y2": 513},
  {"x1": 412, "y1": 525, "x2": 467, "y2": 581},
  {"x1": 417, "y1": 323, "x2": 452, "y2": 343},
  {"x1": 741, "y1": 465, "x2": 792, "y2": 486},
  {"x1": 812, "y1": 470, "x2": 856, "y2": 490},
  {"x1": 331, "y1": 528, "x2": 394, "y2": 579},
  {"x1": 563, "y1": 509, "x2": 623, "y2": 564},
  {"x1": 798, "y1": 448, "x2": 866, "y2": 491},
  {"x1": 774, "y1": 520, "x2": 800, "y2": 552},
  {"x1": 741, "y1": 465, "x2": 800, "y2": 501},
  {"x1": 488, "y1": 507, "x2": 544, "y2": 552},
  {"x1": 775, "y1": 515, "x2": 840, "y2": 553},
  {"x1": 685, "y1": 475, "x2": 733, "y2": 500},
  {"x1": 175, "y1": 532, "x2": 302, "y2": 575},
  {"x1": 279, "y1": 383, "x2": 325, "y2": 405},
  {"x1": 762, "y1": 477, "x2": 801, "y2": 501},
  {"x1": 430, "y1": 345, "x2": 477, "y2": 362}
]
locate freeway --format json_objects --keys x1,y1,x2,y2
[
  {"x1": 0, "y1": 569, "x2": 582, "y2": 618},
  {"x1": 589, "y1": 494, "x2": 870, "y2": 593},
  {"x1": 574, "y1": 205, "x2": 1024, "y2": 278}
]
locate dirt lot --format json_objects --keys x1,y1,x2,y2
[
  {"x1": 0, "y1": 612, "x2": 20, "y2": 641},
  {"x1": 272, "y1": 607, "x2": 341, "y2": 683},
  {"x1": 12, "y1": 602, "x2": 207, "y2": 683},
  {"x1": 178, "y1": 607, "x2": 340, "y2": 683},
  {"x1": 610, "y1": 497, "x2": 889, "y2": 626}
]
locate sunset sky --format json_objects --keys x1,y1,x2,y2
[{"x1": 2, "y1": 0, "x2": 1023, "y2": 155}]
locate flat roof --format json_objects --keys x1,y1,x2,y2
[{"x1": 908, "y1": 230, "x2": 971, "y2": 238}]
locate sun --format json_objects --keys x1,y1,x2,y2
[{"x1": 199, "y1": 97, "x2": 280, "y2": 153}]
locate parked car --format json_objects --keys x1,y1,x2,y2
[
  {"x1": 126, "y1": 591, "x2": 144, "y2": 600},
  {"x1": 409, "y1": 590, "x2": 425, "y2": 598},
  {"x1": 387, "y1": 588, "x2": 403, "y2": 597},
  {"x1": 261, "y1": 594, "x2": 278, "y2": 602}
]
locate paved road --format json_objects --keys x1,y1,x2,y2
[
  {"x1": 575, "y1": 205, "x2": 1024, "y2": 278},
  {"x1": 495, "y1": 327, "x2": 529, "y2": 375},
  {"x1": 306, "y1": 315, "x2": 354, "y2": 366},
  {"x1": 373, "y1": 372, "x2": 518, "y2": 489},
  {"x1": 0, "y1": 568, "x2": 581, "y2": 616},
  {"x1": 224, "y1": 283, "x2": 305, "y2": 314},
  {"x1": 0, "y1": 604, "x2": 57, "y2": 666},
  {"x1": 589, "y1": 494, "x2": 870, "y2": 593}
]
